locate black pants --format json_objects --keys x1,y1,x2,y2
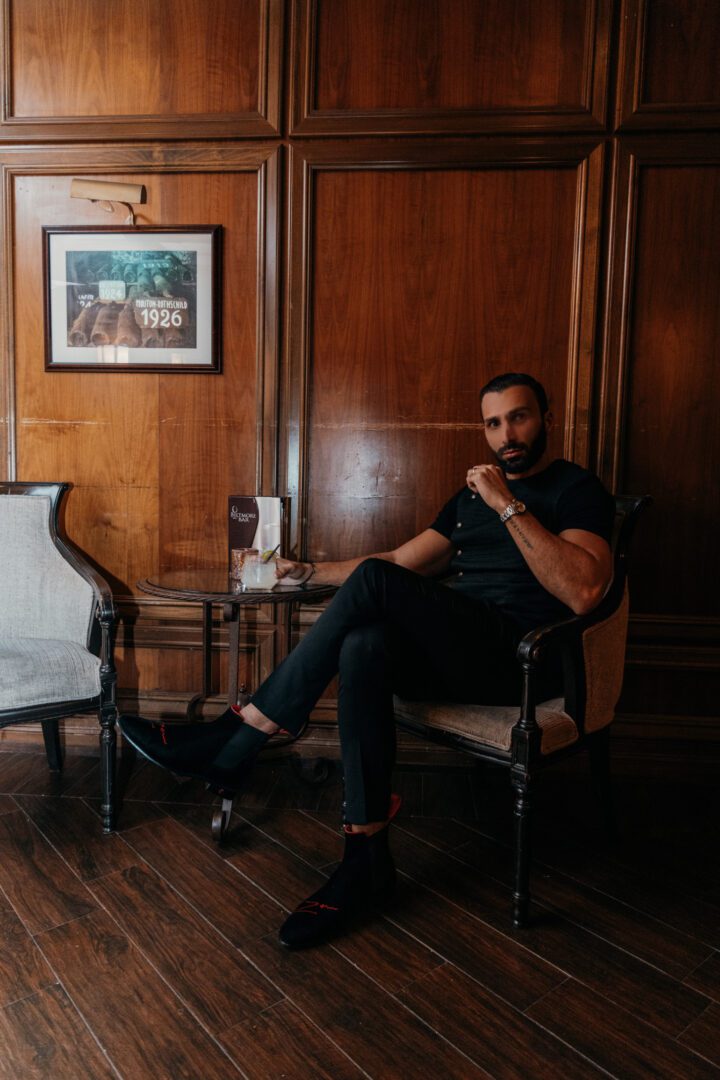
[{"x1": 251, "y1": 559, "x2": 524, "y2": 823}]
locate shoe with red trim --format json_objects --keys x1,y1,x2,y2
[
  {"x1": 119, "y1": 706, "x2": 269, "y2": 790},
  {"x1": 279, "y1": 796, "x2": 401, "y2": 949}
]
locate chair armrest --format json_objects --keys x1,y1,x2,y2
[
  {"x1": 516, "y1": 613, "x2": 582, "y2": 666},
  {"x1": 58, "y1": 536, "x2": 117, "y2": 625},
  {"x1": 55, "y1": 534, "x2": 117, "y2": 662},
  {"x1": 516, "y1": 575, "x2": 625, "y2": 668}
]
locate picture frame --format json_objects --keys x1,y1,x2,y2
[{"x1": 43, "y1": 225, "x2": 222, "y2": 372}]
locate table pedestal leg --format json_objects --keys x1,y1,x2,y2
[
  {"x1": 225, "y1": 602, "x2": 250, "y2": 706},
  {"x1": 186, "y1": 600, "x2": 215, "y2": 721}
]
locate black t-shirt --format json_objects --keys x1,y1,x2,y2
[{"x1": 429, "y1": 459, "x2": 615, "y2": 632}]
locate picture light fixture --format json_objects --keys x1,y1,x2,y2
[{"x1": 70, "y1": 178, "x2": 147, "y2": 226}]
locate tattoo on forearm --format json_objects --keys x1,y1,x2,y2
[{"x1": 509, "y1": 519, "x2": 534, "y2": 550}]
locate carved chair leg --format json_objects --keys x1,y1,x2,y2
[
  {"x1": 99, "y1": 703, "x2": 118, "y2": 833},
  {"x1": 41, "y1": 720, "x2": 63, "y2": 772},
  {"x1": 511, "y1": 773, "x2": 532, "y2": 928},
  {"x1": 588, "y1": 726, "x2": 619, "y2": 840}
]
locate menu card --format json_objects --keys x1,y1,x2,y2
[{"x1": 227, "y1": 496, "x2": 286, "y2": 567}]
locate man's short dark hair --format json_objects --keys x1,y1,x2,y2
[{"x1": 479, "y1": 372, "x2": 549, "y2": 416}]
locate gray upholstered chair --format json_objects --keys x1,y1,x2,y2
[
  {"x1": 394, "y1": 494, "x2": 651, "y2": 928},
  {"x1": 0, "y1": 482, "x2": 118, "y2": 830}
]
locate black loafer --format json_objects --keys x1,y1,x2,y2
[
  {"x1": 119, "y1": 708, "x2": 267, "y2": 789},
  {"x1": 279, "y1": 827, "x2": 396, "y2": 949}
]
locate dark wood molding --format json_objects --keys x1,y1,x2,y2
[
  {"x1": 0, "y1": 0, "x2": 284, "y2": 140},
  {"x1": 596, "y1": 133, "x2": 720, "y2": 491},
  {"x1": 290, "y1": 0, "x2": 612, "y2": 137},
  {"x1": 597, "y1": 134, "x2": 720, "y2": 679},
  {"x1": 616, "y1": 0, "x2": 720, "y2": 132}
]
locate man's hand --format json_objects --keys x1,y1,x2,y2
[
  {"x1": 275, "y1": 557, "x2": 312, "y2": 582},
  {"x1": 466, "y1": 464, "x2": 612, "y2": 614},
  {"x1": 467, "y1": 464, "x2": 513, "y2": 515}
]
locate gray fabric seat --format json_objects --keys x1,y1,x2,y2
[
  {"x1": 0, "y1": 483, "x2": 118, "y2": 831},
  {"x1": 0, "y1": 639, "x2": 102, "y2": 711}
]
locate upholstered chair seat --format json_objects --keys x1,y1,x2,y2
[
  {"x1": 394, "y1": 696, "x2": 578, "y2": 755},
  {"x1": 0, "y1": 483, "x2": 118, "y2": 830},
  {"x1": 0, "y1": 640, "x2": 102, "y2": 711}
]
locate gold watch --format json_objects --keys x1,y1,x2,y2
[{"x1": 499, "y1": 498, "x2": 526, "y2": 523}]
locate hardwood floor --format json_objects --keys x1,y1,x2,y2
[{"x1": 0, "y1": 739, "x2": 718, "y2": 1078}]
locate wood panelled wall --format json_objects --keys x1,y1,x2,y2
[{"x1": 1, "y1": 0, "x2": 719, "y2": 745}]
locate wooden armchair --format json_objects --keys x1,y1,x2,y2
[
  {"x1": 0, "y1": 483, "x2": 118, "y2": 830},
  {"x1": 394, "y1": 495, "x2": 651, "y2": 927}
]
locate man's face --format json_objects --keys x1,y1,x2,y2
[{"x1": 481, "y1": 385, "x2": 551, "y2": 477}]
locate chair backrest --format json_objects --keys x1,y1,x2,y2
[
  {"x1": 581, "y1": 583, "x2": 629, "y2": 733},
  {"x1": 0, "y1": 491, "x2": 95, "y2": 645},
  {"x1": 566, "y1": 494, "x2": 651, "y2": 734}
]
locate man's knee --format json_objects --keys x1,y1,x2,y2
[
  {"x1": 343, "y1": 556, "x2": 405, "y2": 600},
  {"x1": 338, "y1": 623, "x2": 387, "y2": 680}
]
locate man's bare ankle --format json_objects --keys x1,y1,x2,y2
[
  {"x1": 346, "y1": 820, "x2": 387, "y2": 837},
  {"x1": 238, "y1": 703, "x2": 279, "y2": 736}
]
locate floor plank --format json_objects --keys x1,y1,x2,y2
[
  {"x1": 685, "y1": 951, "x2": 720, "y2": 1002},
  {"x1": 220, "y1": 1001, "x2": 366, "y2": 1080},
  {"x1": 530, "y1": 824, "x2": 720, "y2": 949},
  {"x1": 0, "y1": 752, "x2": 98, "y2": 797},
  {"x1": 0, "y1": 984, "x2": 116, "y2": 1080},
  {"x1": 89, "y1": 863, "x2": 282, "y2": 1033},
  {"x1": 0, "y1": 907, "x2": 56, "y2": 1009},
  {"x1": 398, "y1": 963, "x2": 608, "y2": 1080},
  {"x1": 13, "y1": 796, "x2": 138, "y2": 882},
  {"x1": 0, "y1": 810, "x2": 96, "y2": 934},
  {"x1": 677, "y1": 1002, "x2": 720, "y2": 1067},
  {"x1": 516, "y1": 862, "x2": 714, "y2": 980},
  {"x1": 526, "y1": 978, "x2": 720, "y2": 1080},
  {"x1": 394, "y1": 825, "x2": 712, "y2": 1037},
  {"x1": 243, "y1": 933, "x2": 490, "y2": 1079},
  {"x1": 36, "y1": 909, "x2": 243, "y2": 1079},
  {"x1": 239, "y1": 805, "x2": 344, "y2": 868},
  {"x1": 84, "y1": 795, "x2": 169, "y2": 832},
  {"x1": 386, "y1": 876, "x2": 566, "y2": 1010},
  {"x1": 120, "y1": 816, "x2": 285, "y2": 944}
]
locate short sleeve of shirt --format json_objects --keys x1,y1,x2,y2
[
  {"x1": 428, "y1": 489, "x2": 463, "y2": 540},
  {"x1": 555, "y1": 472, "x2": 614, "y2": 543}
]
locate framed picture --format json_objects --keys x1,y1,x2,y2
[{"x1": 43, "y1": 226, "x2": 222, "y2": 372}]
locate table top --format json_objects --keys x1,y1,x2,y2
[{"x1": 137, "y1": 570, "x2": 337, "y2": 604}]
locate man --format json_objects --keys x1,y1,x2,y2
[{"x1": 121, "y1": 372, "x2": 614, "y2": 948}]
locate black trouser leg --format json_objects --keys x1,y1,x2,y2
[
  {"x1": 251, "y1": 558, "x2": 522, "y2": 822},
  {"x1": 336, "y1": 623, "x2": 397, "y2": 823}
]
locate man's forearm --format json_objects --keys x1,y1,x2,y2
[
  {"x1": 283, "y1": 550, "x2": 397, "y2": 587},
  {"x1": 307, "y1": 553, "x2": 390, "y2": 586},
  {"x1": 504, "y1": 512, "x2": 607, "y2": 614},
  {"x1": 280, "y1": 527, "x2": 455, "y2": 587}
]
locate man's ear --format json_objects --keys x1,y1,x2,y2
[{"x1": 544, "y1": 410, "x2": 554, "y2": 432}]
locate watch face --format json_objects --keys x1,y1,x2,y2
[{"x1": 501, "y1": 499, "x2": 526, "y2": 522}]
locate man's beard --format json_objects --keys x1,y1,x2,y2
[{"x1": 495, "y1": 425, "x2": 547, "y2": 474}]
